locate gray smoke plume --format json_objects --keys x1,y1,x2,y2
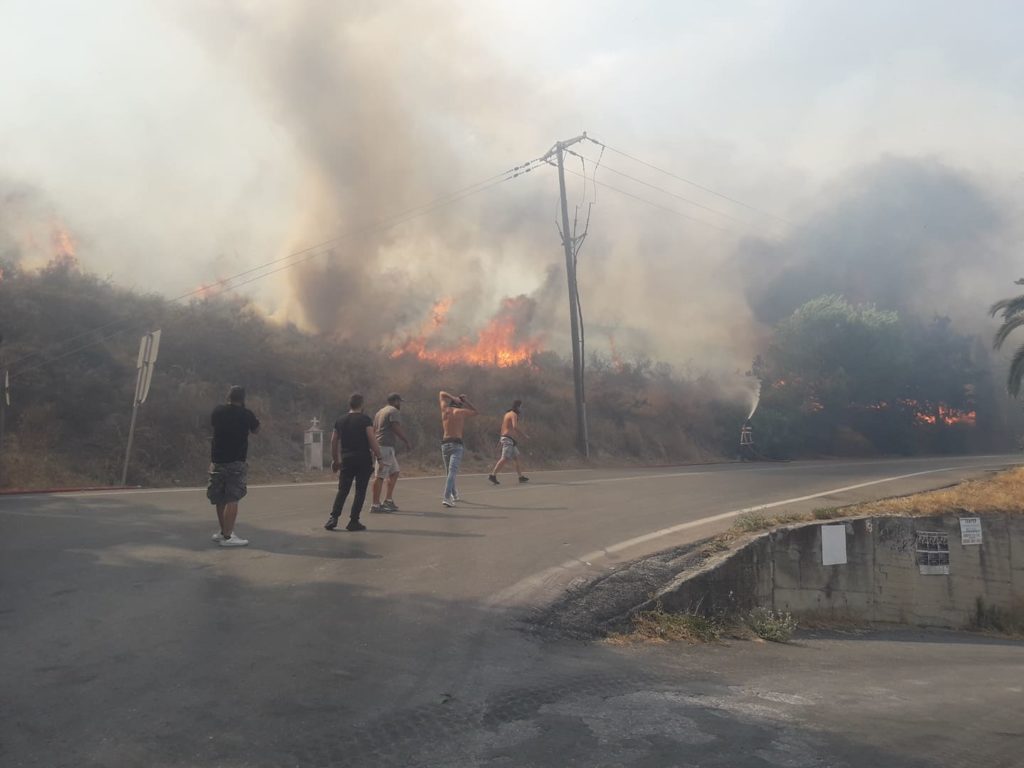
[
  {"x1": 738, "y1": 156, "x2": 1015, "y2": 329},
  {"x1": 175, "y1": 1, "x2": 760, "y2": 372},
  {"x1": 10, "y1": 3, "x2": 1020, "y2": 384},
  {"x1": 179, "y1": 0, "x2": 560, "y2": 341}
]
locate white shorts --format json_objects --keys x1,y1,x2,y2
[
  {"x1": 375, "y1": 445, "x2": 400, "y2": 478},
  {"x1": 499, "y1": 436, "x2": 519, "y2": 460}
]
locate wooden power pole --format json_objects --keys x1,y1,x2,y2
[{"x1": 545, "y1": 133, "x2": 590, "y2": 457}]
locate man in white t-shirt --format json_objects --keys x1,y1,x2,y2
[{"x1": 370, "y1": 393, "x2": 411, "y2": 513}]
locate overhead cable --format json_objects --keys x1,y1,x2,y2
[{"x1": 587, "y1": 137, "x2": 793, "y2": 226}]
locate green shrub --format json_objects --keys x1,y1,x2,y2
[{"x1": 747, "y1": 608, "x2": 797, "y2": 642}]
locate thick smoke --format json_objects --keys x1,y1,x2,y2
[
  {"x1": 180, "y1": 1, "x2": 559, "y2": 341},
  {"x1": 176, "y1": 1, "x2": 758, "y2": 373},
  {"x1": 738, "y1": 157, "x2": 1015, "y2": 329},
  {"x1": 9, "y1": 3, "x2": 1021, "y2": 385}
]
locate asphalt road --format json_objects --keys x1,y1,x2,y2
[{"x1": 2, "y1": 455, "x2": 1023, "y2": 767}]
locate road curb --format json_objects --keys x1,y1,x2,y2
[{"x1": 0, "y1": 485, "x2": 140, "y2": 496}]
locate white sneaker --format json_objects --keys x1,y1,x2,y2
[
  {"x1": 211, "y1": 532, "x2": 224, "y2": 542},
  {"x1": 452, "y1": 492, "x2": 462, "y2": 502},
  {"x1": 219, "y1": 534, "x2": 249, "y2": 547},
  {"x1": 442, "y1": 497, "x2": 455, "y2": 508}
]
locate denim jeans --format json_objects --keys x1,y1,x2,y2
[{"x1": 441, "y1": 441, "x2": 464, "y2": 500}]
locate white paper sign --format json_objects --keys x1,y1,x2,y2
[
  {"x1": 821, "y1": 524, "x2": 847, "y2": 566},
  {"x1": 916, "y1": 531, "x2": 950, "y2": 575},
  {"x1": 959, "y1": 517, "x2": 982, "y2": 546}
]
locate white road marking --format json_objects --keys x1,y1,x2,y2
[
  {"x1": 0, "y1": 455, "x2": 1014, "y2": 501},
  {"x1": 0, "y1": 468, "x2": 594, "y2": 499},
  {"x1": 2, "y1": 454, "x2": 1015, "y2": 501}
]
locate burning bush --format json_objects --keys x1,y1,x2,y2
[{"x1": 751, "y1": 295, "x2": 1004, "y2": 457}]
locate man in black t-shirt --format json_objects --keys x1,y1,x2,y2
[
  {"x1": 207, "y1": 385, "x2": 260, "y2": 547},
  {"x1": 325, "y1": 393, "x2": 382, "y2": 532}
]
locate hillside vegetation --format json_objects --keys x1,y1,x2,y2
[
  {"x1": 1, "y1": 260, "x2": 1013, "y2": 490},
  {"x1": 0, "y1": 258, "x2": 744, "y2": 489}
]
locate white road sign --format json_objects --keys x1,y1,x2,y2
[{"x1": 135, "y1": 330, "x2": 161, "y2": 405}]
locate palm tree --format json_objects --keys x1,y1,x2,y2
[{"x1": 990, "y1": 278, "x2": 1024, "y2": 396}]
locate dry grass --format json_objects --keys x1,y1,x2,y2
[
  {"x1": 849, "y1": 466, "x2": 1024, "y2": 517},
  {"x1": 733, "y1": 510, "x2": 808, "y2": 533},
  {"x1": 716, "y1": 467, "x2": 1024, "y2": 546},
  {"x1": 607, "y1": 605, "x2": 729, "y2": 645},
  {"x1": 608, "y1": 604, "x2": 799, "y2": 645}
]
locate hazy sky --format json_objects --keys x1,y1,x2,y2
[{"x1": 3, "y1": 1, "x2": 1023, "y2": 369}]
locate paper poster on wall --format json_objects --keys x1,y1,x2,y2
[
  {"x1": 916, "y1": 531, "x2": 950, "y2": 575},
  {"x1": 959, "y1": 517, "x2": 982, "y2": 546},
  {"x1": 821, "y1": 524, "x2": 847, "y2": 566}
]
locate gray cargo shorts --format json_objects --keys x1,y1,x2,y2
[
  {"x1": 207, "y1": 461, "x2": 248, "y2": 505},
  {"x1": 499, "y1": 436, "x2": 519, "y2": 460}
]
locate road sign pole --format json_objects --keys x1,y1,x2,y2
[
  {"x1": 0, "y1": 369, "x2": 9, "y2": 469},
  {"x1": 120, "y1": 331, "x2": 160, "y2": 487},
  {"x1": 120, "y1": 393, "x2": 141, "y2": 487}
]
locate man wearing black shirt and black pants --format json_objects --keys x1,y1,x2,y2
[
  {"x1": 208, "y1": 385, "x2": 260, "y2": 547},
  {"x1": 325, "y1": 393, "x2": 382, "y2": 532}
]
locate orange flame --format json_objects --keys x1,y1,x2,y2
[
  {"x1": 43, "y1": 222, "x2": 80, "y2": 272},
  {"x1": 607, "y1": 331, "x2": 624, "y2": 371},
  {"x1": 392, "y1": 296, "x2": 543, "y2": 368},
  {"x1": 430, "y1": 297, "x2": 453, "y2": 327},
  {"x1": 898, "y1": 399, "x2": 976, "y2": 426},
  {"x1": 194, "y1": 278, "x2": 229, "y2": 300},
  {"x1": 52, "y1": 224, "x2": 76, "y2": 258},
  {"x1": 915, "y1": 404, "x2": 976, "y2": 426}
]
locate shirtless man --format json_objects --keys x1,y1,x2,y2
[
  {"x1": 488, "y1": 399, "x2": 529, "y2": 485},
  {"x1": 439, "y1": 390, "x2": 477, "y2": 508}
]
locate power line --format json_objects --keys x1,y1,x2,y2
[
  {"x1": 587, "y1": 137, "x2": 793, "y2": 227},
  {"x1": 10, "y1": 157, "x2": 546, "y2": 380},
  {"x1": 554, "y1": 161, "x2": 737, "y2": 234},
  {"x1": 567, "y1": 148, "x2": 750, "y2": 227}
]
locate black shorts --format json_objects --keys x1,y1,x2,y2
[{"x1": 207, "y1": 461, "x2": 248, "y2": 504}]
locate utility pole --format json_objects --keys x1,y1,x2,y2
[{"x1": 544, "y1": 133, "x2": 590, "y2": 457}]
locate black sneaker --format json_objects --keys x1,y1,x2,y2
[
  {"x1": 324, "y1": 516, "x2": 339, "y2": 530},
  {"x1": 518, "y1": 475, "x2": 530, "y2": 483},
  {"x1": 488, "y1": 474, "x2": 500, "y2": 485},
  {"x1": 346, "y1": 520, "x2": 367, "y2": 532}
]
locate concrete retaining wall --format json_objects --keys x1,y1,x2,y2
[{"x1": 655, "y1": 513, "x2": 1023, "y2": 629}]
